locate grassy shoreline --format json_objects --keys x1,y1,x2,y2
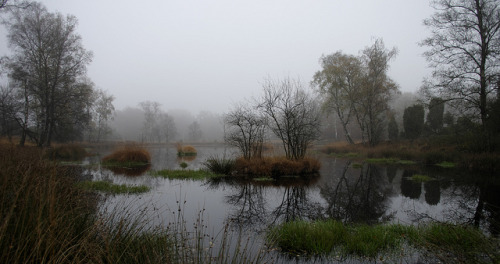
[
  {"x1": 320, "y1": 140, "x2": 500, "y2": 172},
  {"x1": 268, "y1": 220, "x2": 499, "y2": 263}
]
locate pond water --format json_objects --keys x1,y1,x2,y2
[{"x1": 83, "y1": 144, "x2": 500, "y2": 263}]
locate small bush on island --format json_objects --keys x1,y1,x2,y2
[
  {"x1": 176, "y1": 143, "x2": 197, "y2": 156},
  {"x1": 102, "y1": 145, "x2": 151, "y2": 166}
]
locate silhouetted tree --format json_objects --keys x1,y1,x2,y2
[
  {"x1": 403, "y1": 104, "x2": 425, "y2": 141},
  {"x1": 421, "y1": 0, "x2": 500, "y2": 128},
  {"x1": 312, "y1": 52, "x2": 363, "y2": 144},
  {"x1": 313, "y1": 39, "x2": 399, "y2": 146},
  {"x1": 426, "y1": 97, "x2": 445, "y2": 134},
  {"x1": 224, "y1": 103, "x2": 266, "y2": 159},
  {"x1": 3, "y1": 3, "x2": 94, "y2": 146},
  {"x1": 387, "y1": 114, "x2": 399, "y2": 141},
  {"x1": 259, "y1": 76, "x2": 321, "y2": 160}
]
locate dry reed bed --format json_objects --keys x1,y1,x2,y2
[
  {"x1": 234, "y1": 156, "x2": 321, "y2": 177},
  {"x1": 102, "y1": 145, "x2": 151, "y2": 165}
]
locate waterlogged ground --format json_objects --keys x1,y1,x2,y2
[{"x1": 83, "y1": 144, "x2": 500, "y2": 263}]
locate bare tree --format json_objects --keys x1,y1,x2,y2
[
  {"x1": 312, "y1": 52, "x2": 364, "y2": 144},
  {"x1": 258, "y1": 77, "x2": 321, "y2": 160},
  {"x1": 3, "y1": 2, "x2": 93, "y2": 146},
  {"x1": 188, "y1": 121, "x2": 202, "y2": 142},
  {"x1": 224, "y1": 103, "x2": 266, "y2": 159},
  {"x1": 159, "y1": 112, "x2": 177, "y2": 143},
  {"x1": 139, "y1": 101, "x2": 161, "y2": 142},
  {"x1": 421, "y1": 0, "x2": 500, "y2": 128},
  {"x1": 86, "y1": 89, "x2": 115, "y2": 142}
]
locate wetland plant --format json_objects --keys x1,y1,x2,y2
[
  {"x1": 176, "y1": 143, "x2": 197, "y2": 156},
  {"x1": 203, "y1": 155, "x2": 236, "y2": 175},
  {"x1": 102, "y1": 145, "x2": 151, "y2": 167}
]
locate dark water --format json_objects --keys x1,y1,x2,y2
[{"x1": 84, "y1": 144, "x2": 500, "y2": 263}]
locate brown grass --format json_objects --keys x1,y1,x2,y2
[
  {"x1": 234, "y1": 156, "x2": 321, "y2": 177},
  {"x1": 176, "y1": 143, "x2": 197, "y2": 156},
  {"x1": 45, "y1": 143, "x2": 87, "y2": 161},
  {"x1": 0, "y1": 144, "x2": 100, "y2": 263},
  {"x1": 102, "y1": 145, "x2": 151, "y2": 165}
]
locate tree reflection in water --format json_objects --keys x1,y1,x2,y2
[
  {"x1": 319, "y1": 161, "x2": 393, "y2": 224},
  {"x1": 205, "y1": 157, "x2": 500, "y2": 236}
]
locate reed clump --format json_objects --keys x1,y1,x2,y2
[
  {"x1": 203, "y1": 155, "x2": 236, "y2": 175},
  {"x1": 0, "y1": 145, "x2": 99, "y2": 263},
  {"x1": 102, "y1": 145, "x2": 151, "y2": 166},
  {"x1": 234, "y1": 156, "x2": 320, "y2": 177}
]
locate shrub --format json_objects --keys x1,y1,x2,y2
[{"x1": 102, "y1": 145, "x2": 151, "y2": 165}]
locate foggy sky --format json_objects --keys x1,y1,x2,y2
[{"x1": 0, "y1": 0, "x2": 434, "y2": 114}]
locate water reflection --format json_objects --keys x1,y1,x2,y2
[
  {"x1": 105, "y1": 164, "x2": 151, "y2": 176},
  {"x1": 320, "y1": 161, "x2": 393, "y2": 224},
  {"x1": 86, "y1": 144, "x2": 500, "y2": 247}
]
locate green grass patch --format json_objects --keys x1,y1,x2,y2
[
  {"x1": 77, "y1": 181, "x2": 150, "y2": 194},
  {"x1": 150, "y1": 169, "x2": 219, "y2": 180},
  {"x1": 332, "y1": 152, "x2": 360, "y2": 158},
  {"x1": 267, "y1": 220, "x2": 414, "y2": 258},
  {"x1": 351, "y1": 163, "x2": 363, "y2": 169},
  {"x1": 366, "y1": 158, "x2": 399, "y2": 164},
  {"x1": 253, "y1": 177, "x2": 274, "y2": 182},
  {"x1": 267, "y1": 220, "x2": 498, "y2": 262},
  {"x1": 436, "y1": 161, "x2": 456, "y2": 168},
  {"x1": 410, "y1": 174, "x2": 435, "y2": 182},
  {"x1": 397, "y1": 160, "x2": 417, "y2": 165}
]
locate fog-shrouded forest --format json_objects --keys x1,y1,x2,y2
[{"x1": 0, "y1": 0, "x2": 498, "y2": 150}]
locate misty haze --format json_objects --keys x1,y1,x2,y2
[{"x1": 1, "y1": 0, "x2": 499, "y2": 263}]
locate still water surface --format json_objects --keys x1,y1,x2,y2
[{"x1": 84, "y1": 144, "x2": 500, "y2": 263}]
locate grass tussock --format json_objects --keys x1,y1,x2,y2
[
  {"x1": 268, "y1": 220, "x2": 498, "y2": 262},
  {"x1": 203, "y1": 155, "x2": 236, "y2": 175},
  {"x1": 234, "y1": 156, "x2": 321, "y2": 177},
  {"x1": 102, "y1": 145, "x2": 151, "y2": 166},
  {"x1": 176, "y1": 143, "x2": 197, "y2": 156},
  {"x1": 77, "y1": 180, "x2": 150, "y2": 194},
  {"x1": 45, "y1": 143, "x2": 87, "y2": 161}
]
